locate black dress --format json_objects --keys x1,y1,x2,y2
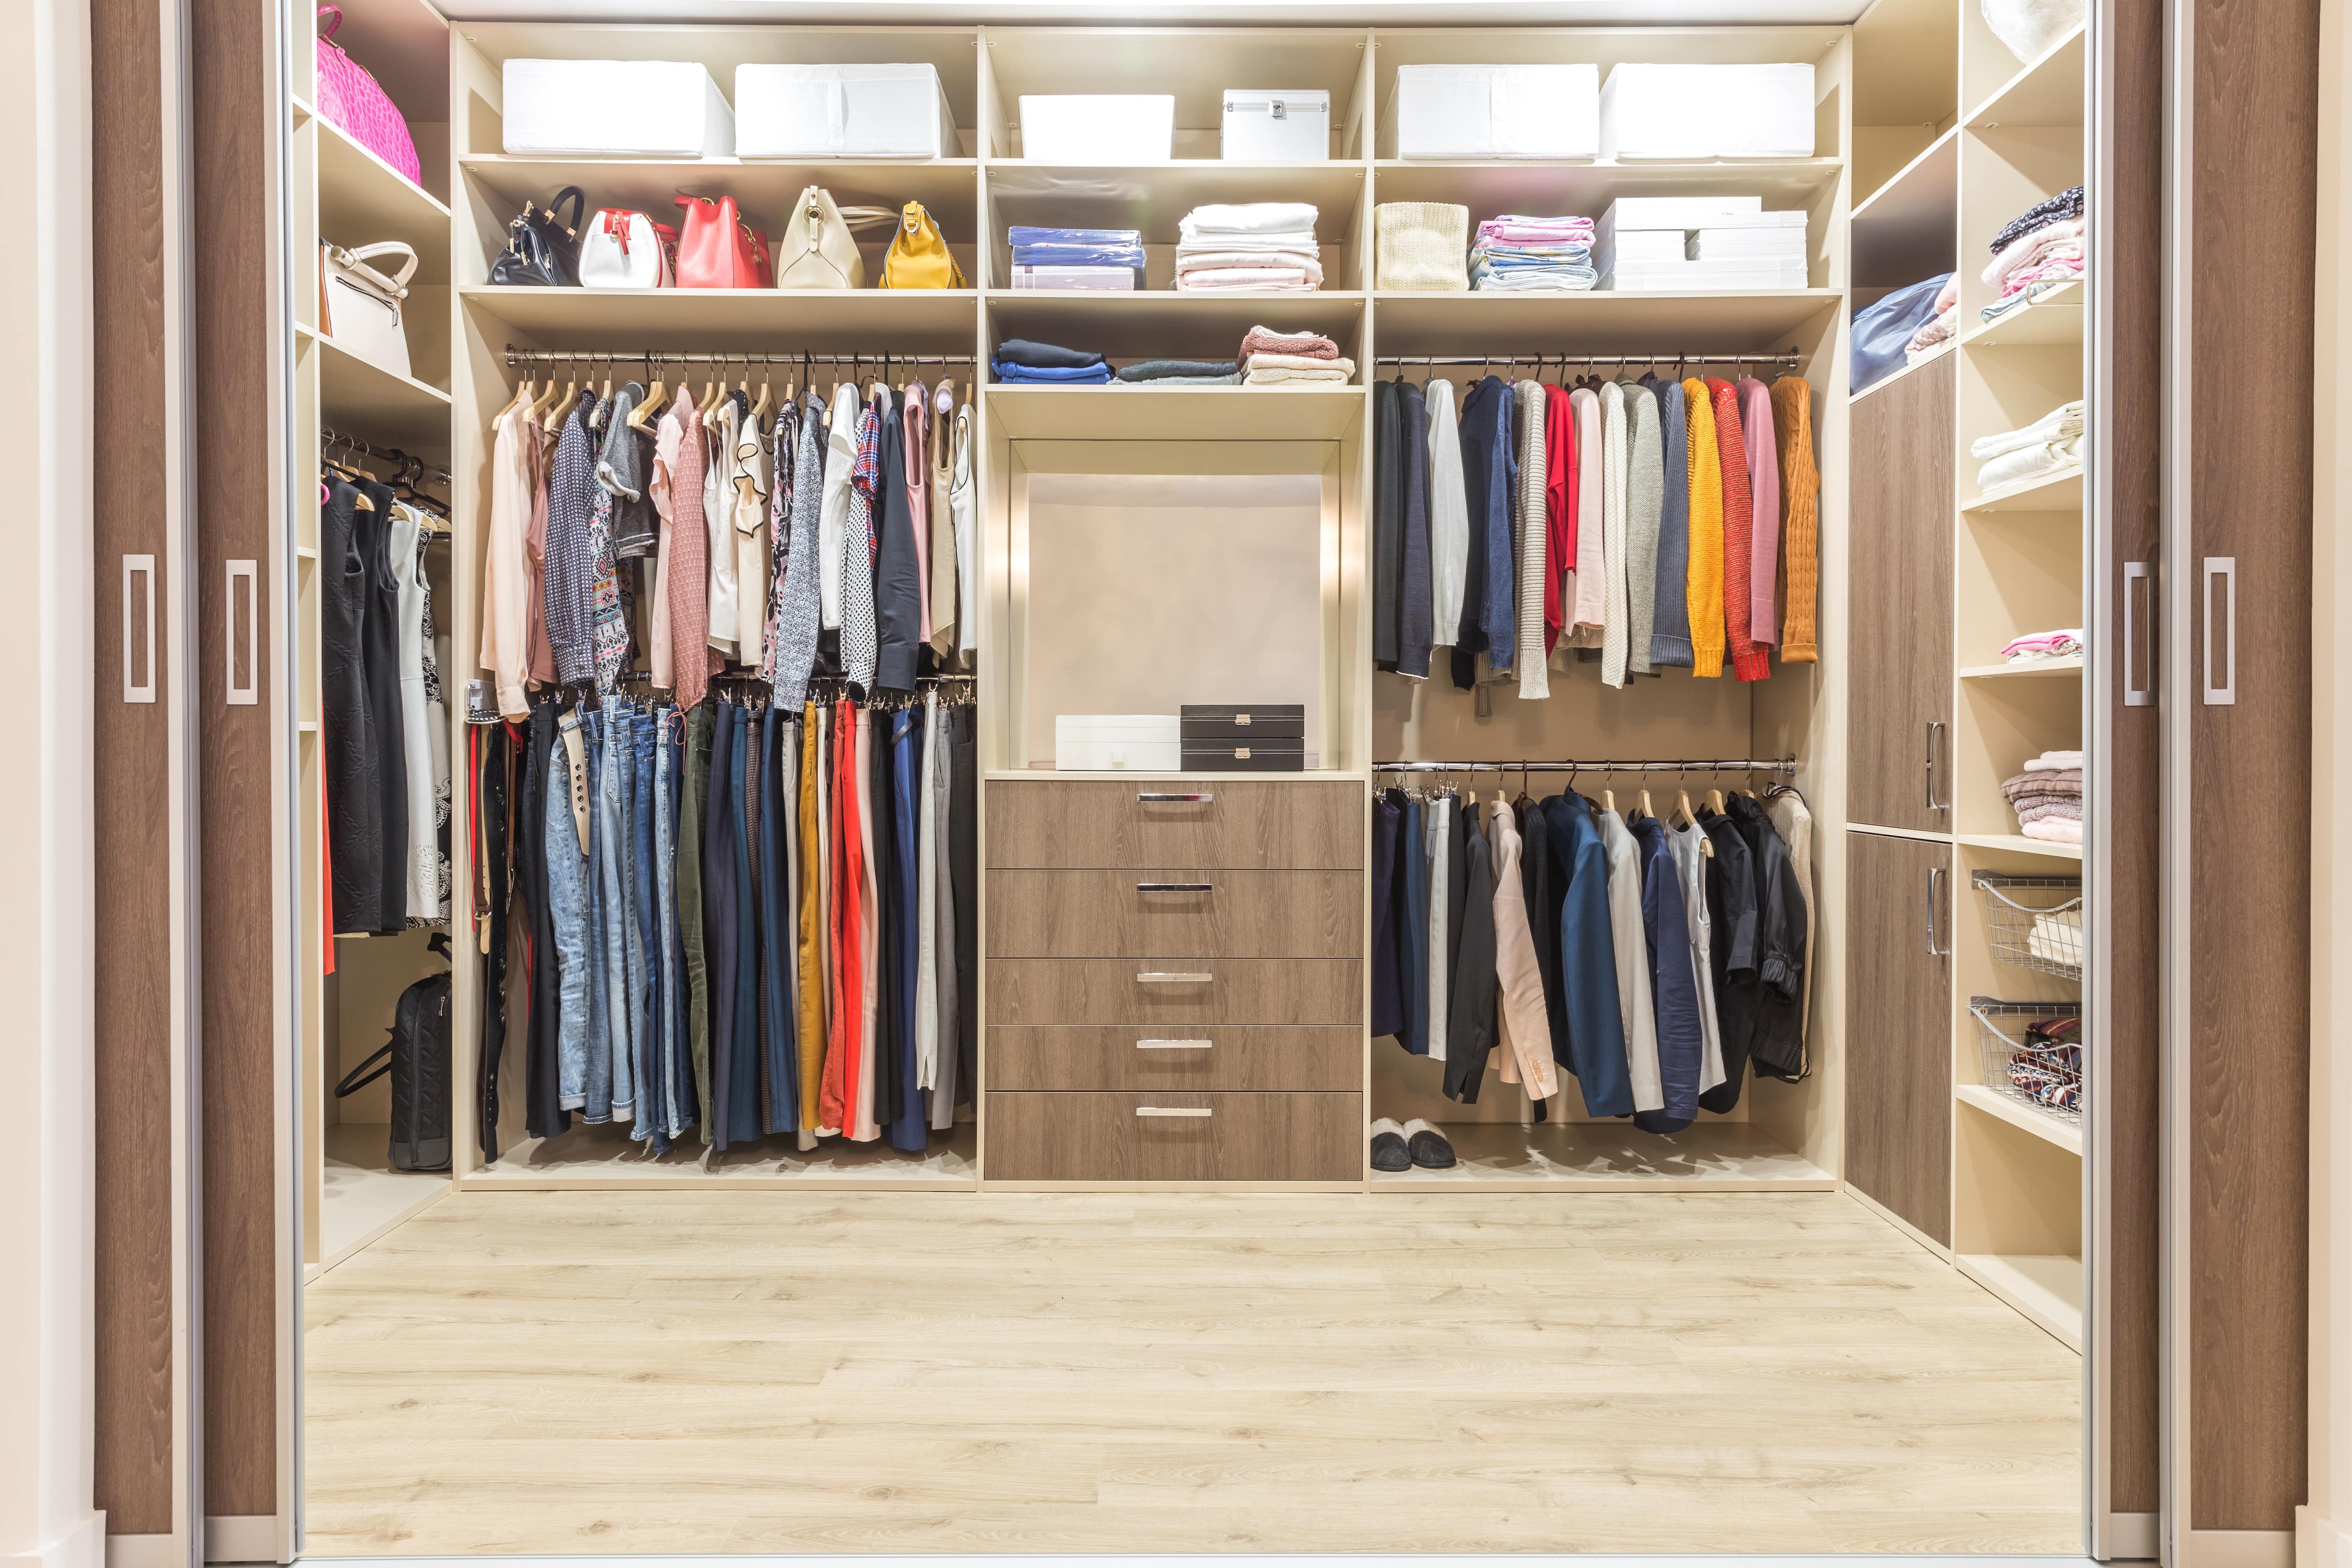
[
  {"x1": 320, "y1": 478, "x2": 380, "y2": 934},
  {"x1": 354, "y1": 475, "x2": 410, "y2": 932}
]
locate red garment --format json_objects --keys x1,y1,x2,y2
[
  {"x1": 1709, "y1": 379, "x2": 1770, "y2": 682},
  {"x1": 667, "y1": 403, "x2": 720, "y2": 711},
  {"x1": 1542, "y1": 384, "x2": 1575, "y2": 654},
  {"x1": 819, "y1": 699, "x2": 862, "y2": 1129}
]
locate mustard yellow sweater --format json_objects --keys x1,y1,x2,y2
[{"x1": 1682, "y1": 377, "x2": 1726, "y2": 677}]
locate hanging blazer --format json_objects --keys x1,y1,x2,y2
[
  {"x1": 1728, "y1": 792, "x2": 1810, "y2": 1083},
  {"x1": 1543, "y1": 792, "x2": 1633, "y2": 1118}
]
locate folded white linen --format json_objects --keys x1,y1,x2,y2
[
  {"x1": 1177, "y1": 268, "x2": 1318, "y2": 291},
  {"x1": 1175, "y1": 250, "x2": 1325, "y2": 284},
  {"x1": 1971, "y1": 399, "x2": 2086, "y2": 460},
  {"x1": 1174, "y1": 232, "x2": 1320, "y2": 257},
  {"x1": 1978, "y1": 438, "x2": 2083, "y2": 491},
  {"x1": 1246, "y1": 363, "x2": 1354, "y2": 384},
  {"x1": 2020, "y1": 817, "x2": 2084, "y2": 844},
  {"x1": 1179, "y1": 202, "x2": 1320, "y2": 238},
  {"x1": 2024, "y1": 750, "x2": 2085, "y2": 771},
  {"x1": 1246, "y1": 351, "x2": 1356, "y2": 374}
]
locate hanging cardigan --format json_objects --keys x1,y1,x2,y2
[
  {"x1": 1710, "y1": 378, "x2": 1770, "y2": 683},
  {"x1": 1771, "y1": 377, "x2": 1821, "y2": 662},
  {"x1": 1681, "y1": 378, "x2": 1726, "y2": 677}
]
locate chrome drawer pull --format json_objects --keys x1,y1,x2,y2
[
  {"x1": 1137, "y1": 792, "x2": 1213, "y2": 803},
  {"x1": 1135, "y1": 971, "x2": 1212, "y2": 983},
  {"x1": 1136, "y1": 1038, "x2": 1212, "y2": 1051},
  {"x1": 1136, "y1": 1106, "x2": 1213, "y2": 1117},
  {"x1": 1137, "y1": 882, "x2": 1213, "y2": 892}
]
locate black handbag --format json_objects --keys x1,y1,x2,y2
[
  {"x1": 489, "y1": 185, "x2": 585, "y2": 287},
  {"x1": 334, "y1": 934, "x2": 453, "y2": 1171}
]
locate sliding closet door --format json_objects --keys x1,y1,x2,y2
[
  {"x1": 191, "y1": 0, "x2": 294, "y2": 1552},
  {"x1": 2163, "y1": 0, "x2": 2319, "y2": 1561},
  {"x1": 2090, "y1": 0, "x2": 2161, "y2": 1557}
]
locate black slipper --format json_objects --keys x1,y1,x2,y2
[
  {"x1": 1369, "y1": 1116, "x2": 1411, "y2": 1172},
  {"x1": 1404, "y1": 1118, "x2": 1457, "y2": 1170}
]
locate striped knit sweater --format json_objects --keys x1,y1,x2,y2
[
  {"x1": 1771, "y1": 376, "x2": 1820, "y2": 662},
  {"x1": 1710, "y1": 378, "x2": 1771, "y2": 682},
  {"x1": 1681, "y1": 378, "x2": 1726, "y2": 677}
]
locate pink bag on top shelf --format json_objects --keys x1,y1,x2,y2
[{"x1": 315, "y1": 6, "x2": 423, "y2": 187}]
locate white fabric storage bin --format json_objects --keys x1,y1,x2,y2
[
  {"x1": 1056, "y1": 716, "x2": 1182, "y2": 772},
  {"x1": 734, "y1": 63, "x2": 956, "y2": 158},
  {"x1": 1597, "y1": 63, "x2": 1816, "y2": 159},
  {"x1": 1020, "y1": 96, "x2": 1175, "y2": 162},
  {"x1": 1221, "y1": 89, "x2": 1331, "y2": 160},
  {"x1": 1382, "y1": 64, "x2": 1598, "y2": 159},
  {"x1": 501, "y1": 59, "x2": 734, "y2": 158}
]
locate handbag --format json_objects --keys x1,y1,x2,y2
[
  {"x1": 672, "y1": 194, "x2": 774, "y2": 289},
  {"x1": 1375, "y1": 202, "x2": 1470, "y2": 291},
  {"x1": 579, "y1": 208, "x2": 677, "y2": 289},
  {"x1": 775, "y1": 184, "x2": 894, "y2": 290},
  {"x1": 314, "y1": 6, "x2": 423, "y2": 187},
  {"x1": 334, "y1": 935, "x2": 452, "y2": 1172},
  {"x1": 880, "y1": 201, "x2": 965, "y2": 290},
  {"x1": 488, "y1": 186, "x2": 585, "y2": 287},
  {"x1": 318, "y1": 239, "x2": 417, "y2": 379}
]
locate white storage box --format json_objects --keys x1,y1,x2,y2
[
  {"x1": 1020, "y1": 96, "x2": 1175, "y2": 163},
  {"x1": 1603, "y1": 257, "x2": 1810, "y2": 292},
  {"x1": 735, "y1": 63, "x2": 955, "y2": 158},
  {"x1": 1600, "y1": 195, "x2": 1761, "y2": 231},
  {"x1": 1382, "y1": 64, "x2": 1598, "y2": 159},
  {"x1": 1222, "y1": 89, "x2": 1331, "y2": 160},
  {"x1": 1690, "y1": 224, "x2": 1808, "y2": 260},
  {"x1": 1055, "y1": 715, "x2": 1182, "y2": 772},
  {"x1": 501, "y1": 59, "x2": 735, "y2": 158},
  {"x1": 1598, "y1": 63, "x2": 1817, "y2": 159}
]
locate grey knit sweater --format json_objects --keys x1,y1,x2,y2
[{"x1": 1619, "y1": 381, "x2": 1663, "y2": 677}]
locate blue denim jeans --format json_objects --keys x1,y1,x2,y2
[
  {"x1": 652, "y1": 714, "x2": 685, "y2": 1142},
  {"x1": 591, "y1": 702, "x2": 635, "y2": 1123},
  {"x1": 546, "y1": 717, "x2": 594, "y2": 1114},
  {"x1": 627, "y1": 708, "x2": 666, "y2": 1149}
]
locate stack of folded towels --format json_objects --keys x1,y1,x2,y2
[
  {"x1": 1114, "y1": 359, "x2": 1241, "y2": 387},
  {"x1": 1972, "y1": 399, "x2": 2085, "y2": 491},
  {"x1": 991, "y1": 338, "x2": 1110, "y2": 385},
  {"x1": 1237, "y1": 324, "x2": 1354, "y2": 386},
  {"x1": 1469, "y1": 214, "x2": 1598, "y2": 292},
  {"x1": 2002, "y1": 627, "x2": 2084, "y2": 663},
  {"x1": 1007, "y1": 226, "x2": 1144, "y2": 289},
  {"x1": 1982, "y1": 185, "x2": 2085, "y2": 322},
  {"x1": 2001, "y1": 749, "x2": 2083, "y2": 845},
  {"x1": 1907, "y1": 274, "x2": 1962, "y2": 363},
  {"x1": 1176, "y1": 203, "x2": 1322, "y2": 292}
]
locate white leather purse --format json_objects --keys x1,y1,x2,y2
[
  {"x1": 578, "y1": 208, "x2": 675, "y2": 289},
  {"x1": 318, "y1": 240, "x2": 417, "y2": 378}
]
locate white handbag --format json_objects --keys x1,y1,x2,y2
[
  {"x1": 578, "y1": 208, "x2": 675, "y2": 289},
  {"x1": 318, "y1": 239, "x2": 416, "y2": 379}
]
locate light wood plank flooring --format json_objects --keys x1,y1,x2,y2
[{"x1": 303, "y1": 1191, "x2": 2082, "y2": 1555}]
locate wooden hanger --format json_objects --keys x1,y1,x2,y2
[
  {"x1": 494, "y1": 374, "x2": 532, "y2": 423},
  {"x1": 629, "y1": 362, "x2": 668, "y2": 431},
  {"x1": 1601, "y1": 787, "x2": 1616, "y2": 814},
  {"x1": 1637, "y1": 787, "x2": 1654, "y2": 820},
  {"x1": 750, "y1": 368, "x2": 773, "y2": 424},
  {"x1": 1706, "y1": 787, "x2": 1726, "y2": 815}
]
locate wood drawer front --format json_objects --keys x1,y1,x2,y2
[
  {"x1": 987, "y1": 1027, "x2": 1362, "y2": 1092},
  {"x1": 985, "y1": 1091, "x2": 1361, "y2": 1182},
  {"x1": 986, "y1": 959, "x2": 1362, "y2": 1026},
  {"x1": 986, "y1": 869, "x2": 1362, "y2": 958},
  {"x1": 986, "y1": 780, "x2": 1363, "y2": 869}
]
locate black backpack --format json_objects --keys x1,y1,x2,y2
[{"x1": 334, "y1": 934, "x2": 453, "y2": 1172}]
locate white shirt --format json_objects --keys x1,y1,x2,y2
[
  {"x1": 1425, "y1": 380, "x2": 1469, "y2": 646},
  {"x1": 819, "y1": 382, "x2": 860, "y2": 632},
  {"x1": 703, "y1": 399, "x2": 739, "y2": 658}
]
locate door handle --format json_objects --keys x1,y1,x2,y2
[
  {"x1": 1136, "y1": 882, "x2": 1213, "y2": 893},
  {"x1": 1136, "y1": 1106, "x2": 1213, "y2": 1117},
  {"x1": 1135, "y1": 971, "x2": 1212, "y2": 983},
  {"x1": 1926, "y1": 865, "x2": 1947, "y2": 957},
  {"x1": 1924, "y1": 720, "x2": 1947, "y2": 811},
  {"x1": 1136, "y1": 1038, "x2": 1212, "y2": 1051},
  {"x1": 2203, "y1": 555, "x2": 2236, "y2": 705},
  {"x1": 2124, "y1": 561, "x2": 2154, "y2": 707},
  {"x1": 1137, "y1": 793, "x2": 1213, "y2": 803},
  {"x1": 123, "y1": 554, "x2": 156, "y2": 704},
  {"x1": 225, "y1": 559, "x2": 258, "y2": 706}
]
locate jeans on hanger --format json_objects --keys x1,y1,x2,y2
[
  {"x1": 728, "y1": 703, "x2": 761, "y2": 1148},
  {"x1": 702, "y1": 702, "x2": 739, "y2": 1150},
  {"x1": 546, "y1": 719, "x2": 594, "y2": 1116},
  {"x1": 760, "y1": 708, "x2": 798, "y2": 1137},
  {"x1": 627, "y1": 708, "x2": 665, "y2": 1149},
  {"x1": 652, "y1": 715, "x2": 684, "y2": 1141},
  {"x1": 593, "y1": 700, "x2": 635, "y2": 1123},
  {"x1": 888, "y1": 707, "x2": 925, "y2": 1151}
]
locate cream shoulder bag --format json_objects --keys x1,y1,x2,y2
[
  {"x1": 319, "y1": 239, "x2": 418, "y2": 377},
  {"x1": 775, "y1": 184, "x2": 894, "y2": 289}
]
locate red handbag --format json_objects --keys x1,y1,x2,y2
[{"x1": 672, "y1": 195, "x2": 771, "y2": 289}]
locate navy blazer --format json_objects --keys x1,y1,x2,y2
[{"x1": 1544, "y1": 794, "x2": 1632, "y2": 1118}]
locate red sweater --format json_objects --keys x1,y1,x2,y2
[{"x1": 1709, "y1": 379, "x2": 1770, "y2": 682}]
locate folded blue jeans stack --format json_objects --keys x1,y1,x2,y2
[{"x1": 992, "y1": 337, "x2": 1112, "y2": 385}]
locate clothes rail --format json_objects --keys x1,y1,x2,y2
[
  {"x1": 1373, "y1": 757, "x2": 1796, "y2": 774},
  {"x1": 1374, "y1": 350, "x2": 1802, "y2": 369},
  {"x1": 504, "y1": 345, "x2": 977, "y2": 368}
]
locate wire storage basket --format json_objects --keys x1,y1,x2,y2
[
  {"x1": 1969, "y1": 997, "x2": 2083, "y2": 1121},
  {"x1": 1971, "y1": 871, "x2": 2084, "y2": 980}
]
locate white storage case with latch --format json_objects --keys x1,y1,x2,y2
[
  {"x1": 1221, "y1": 89, "x2": 1331, "y2": 159},
  {"x1": 1055, "y1": 716, "x2": 1183, "y2": 772},
  {"x1": 734, "y1": 63, "x2": 957, "y2": 158}
]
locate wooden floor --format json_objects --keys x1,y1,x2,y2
[{"x1": 303, "y1": 1190, "x2": 2082, "y2": 1555}]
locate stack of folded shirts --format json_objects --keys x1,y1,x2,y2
[
  {"x1": 1907, "y1": 274, "x2": 1962, "y2": 363},
  {"x1": 1114, "y1": 359, "x2": 1242, "y2": 387},
  {"x1": 992, "y1": 337, "x2": 1111, "y2": 385},
  {"x1": 2002, "y1": 627, "x2": 2084, "y2": 662},
  {"x1": 1176, "y1": 203, "x2": 1322, "y2": 293},
  {"x1": 1469, "y1": 215, "x2": 1597, "y2": 292},
  {"x1": 1237, "y1": 325, "x2": 1354, "y2": 385},
  {"x1": 1008, "y1": 226, "x2": 1144, "y2": 289},
  {"x1": 2000, "y1": 749, "x2": 2083, "y2": 844},
  {"x1": 1972, "y1": 399, "x2": 2085, "y2": 491},
  {"x1": 1981, "y1": 186, "x2": 2085, "y2": 320}
]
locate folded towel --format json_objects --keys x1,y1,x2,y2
[
  {"x1": 1176, "y1": 249, "x2": 1325, "y2": 279},
  {"x1": 2002, "y1": 628, "x2": 2085, "y2": 659},
  {"x1": 1177, "y1": 268, "x2": 1319, "y2": 292},
  {"x1": 1246, "y1": 350, "x2": 1353, "y2": 373},
  {"x1": 1246, "y1": 362, "x2": 1355, "y2": 385},
  {"x1": 993, "y1": 338, "x2": 1107, "y2": 371},
  {"x1": 2016, "y1": 800, "x2": 2084, "y2": 824},
  {"x1": 1979, "y1": 438, "x2": 2083, "y2": 492},
  {"x1": 1470, "y1": 267, "x2": 1599, "y2": 293},
  {"x1": 1180, "y1": 202, "x2": 1319, "y2": 239},
  {"x1": 1475, "y1": 214, "x2": 1596, "y2": 245},
  {"x1": 1111, "y1": 371, "x2": 1242, "y2": 387},
  {"x1": 2003, "y1": 767, "x2": 2085, "y2": 801},
  {"x1": 1116, "y1": 359, "x2": 1241, "y2": 382},
  {"x1": 1239, "y1": 326, "x2": 1340, "y2": 361},
  {"x1": 2026, "y1": 750, "x2": 2084, "y2": 770},
  {"x1": 1973, "y1": 401, "x2": 2087, "y2": 460},
  {"x1": 2029, "y1": 909, "x2": 2085, "y2": 967},
  {"x1": 993, "y1": 360, "x2": 1112, "y2": 385},
  {"x1": 2020, "y1": 817, "x2": 2084, "y2": 844}
]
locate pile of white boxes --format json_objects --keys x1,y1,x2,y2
[{"x1": 1592, "y1": 197, "x2": 1811, "y2": 292}]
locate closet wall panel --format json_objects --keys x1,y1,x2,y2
[
  {"x1": 91, "y1": 0, "x2": 176, "y2": 1536},
  {"x1": 191, "y1": 0, "x2": 282, "y2": 1529},
  {"x1": 1847, "y1": 356, "x2": 1954, "y2": 835},
  {"x1": 1843, "y1": 830, "x2": 1952, "y2": 1246}
]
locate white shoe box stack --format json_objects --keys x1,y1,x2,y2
[{"x1": 1592, "y1": 197, "x2": 1811, "y2": 292}]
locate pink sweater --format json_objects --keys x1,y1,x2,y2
[{"x1": 1740, "y1": 378, "x2": 1781, "y2": 648}]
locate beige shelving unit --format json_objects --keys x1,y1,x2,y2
[
  {"x1": 1853, "y1": 0, "x2": 2087, "y2": 1348},
  {"x1": 289, "y1": 0, "x2": 457, "y2": 1276}
]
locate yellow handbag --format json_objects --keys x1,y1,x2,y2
[{"x1": 881, "y1": 201, "x2": 965, "y2": 289}]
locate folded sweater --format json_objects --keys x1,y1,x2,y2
[
  {"x1": 1240, "y1": 326, "x2": 1340, "y2": 360},
  {"x1": 1180, "y1": 202, "x2": 1319, "y2": 239},
  {"x1": 1117, "y1": 358, "x2": 1241, "y2": 382},
  {"x1": 1246, "y1": 362, "x2": 1355, "y2": 385},
  {"x1": 993, "y1": 337, "x2": 1107, "y2": 371}
]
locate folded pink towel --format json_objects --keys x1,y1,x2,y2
[
  {"x1": 1239, "y1": 326, "x2": 1340, "y2": 361},
  {"x1": 2021, "y1": 817, "x2": 2084, "y2": 844},
  {"x1": 1476, "y1": 214, "x2": 1594, "y2": 245},
  {"x1": 1176, "y1": 250, "x2": 1325, "y2": 285},
  {"x1": 2002, "y1": 628, "x2": 2084, "y2": 659}
]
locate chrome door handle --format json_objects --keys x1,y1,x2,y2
[
  {"x1": 1136, "y1": 1106, "x2": 1213, "y2": 1117},
  {"x1": 1136, "y1": 1038, "x2": 1212, "y2": 1051},
  {"x1": 225, "y1": 559, "x2": 258, "y2": 707},
  {"x1": 2203, "y1": 555, "x2": 2236, "y2": 705},
  {"x1": 1136, "y1": 882, "x2": 1213, "y2": 892},
  {"x1": 123, "y1": 554, "x2": 156, "y2": 704},
  {"x1": 1926, "y1": 866, "x2": 1947, "y2": 956},
  {"x1": 1925, "y1": 720, "x2": 1947, "y2": 811},
  {"x1": 1137, "y1": 793, "x2": 1213, "y2": 803},
  {"x1": 1135, "y1": 971, "x2": 1212, "y2": 983},
  {"x1": 2124, "y1": 561, "x2": 2154, "y2": 707}
]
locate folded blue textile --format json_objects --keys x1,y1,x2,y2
[
  {"x1": 1116, "y1": 358, "x2": 1241, "y2": 382},
  {"x1": 1009, "y1": 224, "x2": 1146, "y2": 275},
  {"x1": 993, "y1": 337, "x2": 1108, "y2": 371},
  {"x1": 993, "y1": 360, "x2": 1114, "y2": 384}
]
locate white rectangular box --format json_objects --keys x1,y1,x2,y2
[
  {"x1": 1222, "y1": 89, "x2": 1331, "y2": 160},
  {"x1": 502, "y1": 59, "x2": 734, "y2": 158},
  {"x1": 1382, "y1": 64, "x2": 1599, "y2": 159},
  {"x1": 1598, "y1": 63, "x2": 1817, "y2": 159},
  {"x1": 1603, "y1": 257, "x2": 1811, "y2": 292},
  {"x1": 1597, "y1": 195, "x2": 1762, "y2": 235},
  {"x1": 734, "y1": 63, "x2": 955, "y2": 158},
  {"x1": 1592, "y1": 229, "x2": 1687, "y2": 267},
  {"x1": 1056, "y1": 715, "x2": 1182, "y2": 771},
  {"x1": 1690, "y1": 225, "x2": 1809, "y2": 260},
  {"x1": 1020, "y1": 96, "x2": 1175, "y2": 162},
  {"x1": 1009, "y1": 265, "x2": 1136, "y2": 290}
]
